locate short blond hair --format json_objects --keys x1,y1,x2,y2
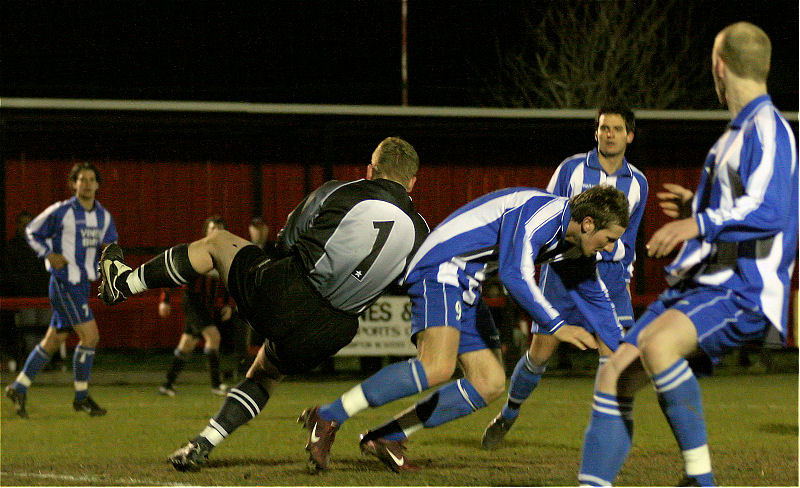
[
  {"x1": 371, "y1": 137, "x2": 419, "y2": 186},
  {"x1": 718, "y1": 22, "x2": 771, "y2": 82}
]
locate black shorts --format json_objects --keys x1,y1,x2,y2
[
  {"x1": 182, "y1": 292, "x2": 214, "y2": 337},
  {"x1": 227, "y1": 245, "x2": 359, "y2": 375}
]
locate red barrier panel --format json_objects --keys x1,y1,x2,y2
[{"x1": 1, "y1": 294, "x2": 184, "y2": 349}]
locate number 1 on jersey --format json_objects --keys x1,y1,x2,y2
[{"x1": 351, "y1": 221, "x2": 394, "y2": 281}]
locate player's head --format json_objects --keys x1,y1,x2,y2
[
  {"x1": 248, "y1": 216, "x2": 269, "y2": 245},
  {"x1": 203, "y1": 215, "x2": 226, "y2": 237},
  {"x1": 712, "y1": 22, "x2": 771, "y2": 105},
  {"x1": 16, "y1": 210, "x2": 33, "y2": 236},
  {"x1": 369, "y1": 137, "x2": 419, "y2": 192},
  {"x1": 595, "y1": 104, "x2": 635, "y2": 159},
  {"x1": 68, "y1": 162, "x2": 101, "y2": 200},
  {"x1": 568, "y1": 185, "x2": 629, "y2": 256}
]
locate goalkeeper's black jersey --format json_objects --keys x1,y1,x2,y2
[{"x1": 276, "y1": 178, "x2": 428, "y2": 314}]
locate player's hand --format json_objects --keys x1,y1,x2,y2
[
  {"x1": 656, "y1": 183, "x2": 694, "y2": 219},
  {"x1": 220, "y1": 305, "x2": 233, "y2": 322},
  {"x1": 554, "y1": 325, "x2": 598, "y2": 350},
  {"x1": 158, "y1": 301, "x2": 172, "y2": 318},
  {"x1": 646, "y1": 218, "x2": 700, "y2": 258},
  {"x1": 47, "y1": 253, "x2": 68, "y2": 270}
]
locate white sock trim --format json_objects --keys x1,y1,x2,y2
[
  {"x1": 15, "y1": 373, "x2": 32, "y2": 387},
  {"x1": 409, "y1": 359, "x2": 424, "y2": 392},
  {"x1": 578, "y1": 473, "x2": 612, "y2": 486},
  {"x1": 401, "y1": 423, "x2": 423, "y2": 438},
  {"x1": 201, "y1": 422, "x2": 226, "y2": 447},
  {"x1": 228, "y1": 388, "x2": 259, "y2": 417},
  {"x1": 126, "y1": 268, "x2": 147, "y2": 294},
  {"x1": 683, "y1": 444, "x2": 712, "y2": 476},
  {"x1": 74, "y1": 381, "x2": 89, "y2": 391},
  {"x1": 341, "y1": 385, "x2": 370, "y2": 417}
]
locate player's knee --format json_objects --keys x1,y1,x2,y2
[
  {"x1": 638, "y1": 333, "x2": 672, "y2": 366},
  {"x1": 81, "y1": 334, "x2": 100, "y2": 348},
  {"x1": 203, "y1": 327, "x2": 221, "y2": 345},
  {"x1": 474, "y1": 374, "x2": 506, "y2": 402},
  {"x1": 421, "y1": 360, "x2": 456, "y2": 386},
  {"x1": 594, "y1": 359, "x2": 621, "y2": 392}
]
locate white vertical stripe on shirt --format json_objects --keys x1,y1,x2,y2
[
  {"x1": 61, "y1": 209, "x2": 81, "y2": 284},
  {"x1": 84, "y1": 210, "x2": 99, "y2": 280}
]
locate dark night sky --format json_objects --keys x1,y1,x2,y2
[{"x1": 2, "y1": 0, "x2": 798, "y2": 109}]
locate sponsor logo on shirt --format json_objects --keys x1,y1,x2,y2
[{"x1": 80, "y1": 227, "x2": 103, "y2": 248}]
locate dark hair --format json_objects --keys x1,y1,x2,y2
[
  {"x1": 250, "y1": 216, "x2": 266, "y2": 227},
  {"x1": 203, "y1": 215, "x2": 226, "y2": 234},
  {"x1": 596, "y1": 104, "x2": 635, "y2": 134},
  {"x1": 569, "y1": 185, "x2": 629, "y2": 230},
  {"x1": 69, "y1": 162, "x2": 101, "y2": 184},
  {"x1": 371, "y1": 137, "x2": 419, "y2": 185},
  {"x1": 17, "y1": 210, "x2": 33, "y2": 222}
]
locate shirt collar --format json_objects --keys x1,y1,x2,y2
[
  {"x1": 70, "y1": 196, "x2": 96, "y2": 212},
  {"x1": 729, "y1": 94, "x2": 772, "y2": 129},
  {"x1": 586, "y1": 148, "x2": 632, "y2": 178},
  {"x1": 560, "y1": 198, "x2": 571, "y2": 235}
]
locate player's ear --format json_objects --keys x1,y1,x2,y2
[
  {"x1": 581, "y1": 216, "x2": 596, "y2": 233},
  {"x1": 406, "y1": 176, "x2": 417, "y2": 193},
  {"x1": 626, "y1": 130, "x2": 634, "y2": 144}
]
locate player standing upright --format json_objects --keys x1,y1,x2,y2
[
  {"x1": 157, "y1": 215, "x2": 238, "y2": 397},
  {"x1": 5, "y1": 162, "x2": 118, "y2": 417},
  {"x1": 578, "y1": 22, "x2": 797, "y2": 486},
  {"x1": 482, "y1": 104, "x2": 648, "y2": 448}
]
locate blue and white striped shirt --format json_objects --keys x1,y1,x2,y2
[
  {"x1": 26, "y1": 196, "x2": 118, "y2": 285},
  {"x1": 404, "y1": 188, "x2": 595, "y2": 334},
  {"x1": 547, "y1": 148, "x2": 648, "y2": 281},
  {"x1": 666, "y1": 95, "x2": 798, "y2": 338}
]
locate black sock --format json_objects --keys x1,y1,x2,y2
[
  {"x1": 209, "y1": 378, "x2": 269, "y2": 443},
  {"x1": 205, "y1": 348, "x2": 221, "y2": 388},
  {"x1": 165, "y1": 349, "x2": 187, "y2": 387},
  {"x1": 507, "y1": 399, "x2": 523, "y2": 410},
  {"x1": 139, "y1": 243, "x2": 200, "y2": 289}
]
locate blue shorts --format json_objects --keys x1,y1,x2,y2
[
  {"x1": 624, "y1": 284, "x2": 769, "y2": 367},
  {"x1": 408, "y1": 278, "x2": 501, "y2": 355},
  {"x1": 540, "y1": 260, "x2": 631, "y2": 351},
  {"x1": 48, "y1": 276, "x2": 94, "y2": 331}
]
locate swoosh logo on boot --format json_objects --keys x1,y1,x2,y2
[
  {"x1": 387, "y1": 449, "x2": 405, "y2": 466},
  {"x1": 310, "y1": 423, "x2": 321, "y2": 443}
]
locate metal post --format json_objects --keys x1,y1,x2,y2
[{"x1": 401, "y1": 0, "x2": 408, "y2": 106}]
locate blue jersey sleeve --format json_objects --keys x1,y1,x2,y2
[
  {"x1": 546, "y1": 159, "x2": 572, "y2": 197},
  {"x1": 698, "y1": 117, "x2": 794, "y2": 242},
  {"x1": 25, "y1": 202, "x2": 61, "y2": 258},
  {"x1": 619, "y1": 173, "x2": 648, "y2": 280},
  {"x1": 497, "y1": 199, "x2": 566, "y2": 334}
]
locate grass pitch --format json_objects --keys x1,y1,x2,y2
[{"x1": 1, "y1": 362, "x2": 797, "y2": 486}]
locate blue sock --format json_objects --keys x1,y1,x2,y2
[
  {"x1": 366, "y1": 378, "x2": 488, "y2": 442},
  {"x1": 578, "y1": 392, "x2": 634, "y2": 486},
  {"x1": 73, "y1": 345, "x2": 95, "y2": 401},
  {"x1": 318, "y1": 358, "x2": 429, "y2": 424},
  {"x1": 13, "y1": 344, "x2": 51, "y2": 393},
  {"x1": 502, "y1": 351, "x2": 545, "y2": 420},
  {"x1": 654, "y1": 359, "x2": 715, "y2": 486}
]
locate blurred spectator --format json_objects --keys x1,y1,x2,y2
[
  {"x1": 241, "y1": 216, "x2": 278, "y2": 369},
  {"x1": 1, "y1": 211, "x2": 54, "y2": 372},
  {"x1": 158, "y1": 215, "x2": 244, "y2": 397},
  {"x1": 248, "y1": 216, "x2": 274, "y2": 253}
]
